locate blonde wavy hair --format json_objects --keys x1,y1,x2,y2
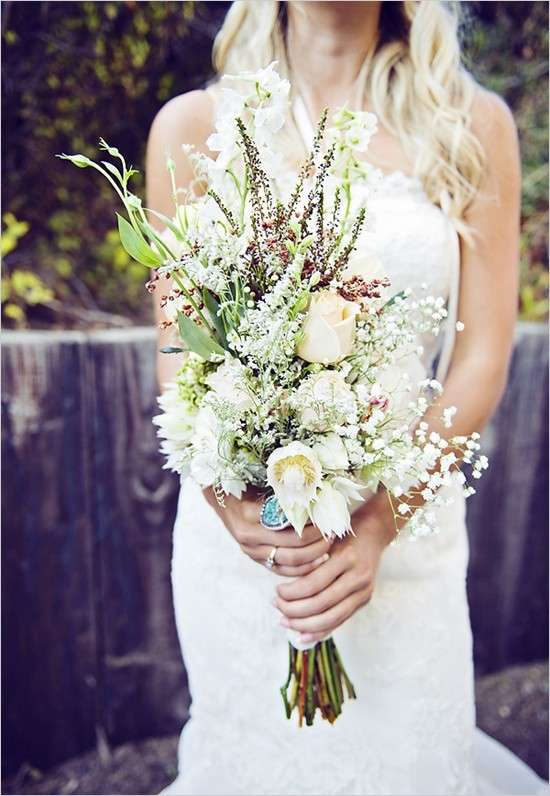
[{"x1": 212, "y1": 0, "x2": 486, "y2": 244}]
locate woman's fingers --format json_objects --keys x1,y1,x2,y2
[
  {"x1": 274, "y1": 571, "x2": 358, "y2": 619},
  {"x1": 273, "y1": 559, "x2": 329, "y2": 578},
  {"x1": 251, "y1": 538, "x2": 332, "y2": 568},
  {"x1": 279, "y1": 590, "x2": 369, "y2": 637},
  {"x1": 276, "y1": 550, "x2": 348, "y2": 601},
  {"x1": 240, "y1": 544, "x2": 330, "y2": 575},
  {"x1": 237, "y1": 520, "x2": 327, "y2": 551}
]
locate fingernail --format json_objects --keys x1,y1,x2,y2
[
  {"x1": 299, "y1": 634, "x2": 313, "y2": 644},
  {"x1": 313, "y1": 553, "x2": 330, "y2": 566},
  {"x1": 279, "y1": 616, "x2": 291, "y2": 628}
]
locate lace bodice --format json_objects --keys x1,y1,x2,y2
[{"x1": 366, "y1": 171, "x2": 460, "y2": 379}]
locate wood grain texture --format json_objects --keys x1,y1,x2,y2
[{"x1": 1, "y1": 324, "x2": 548, "y2": 775}]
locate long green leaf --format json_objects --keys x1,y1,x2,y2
[
  {"x1": 116, "y1": 213, "x2": 162, "y2": 267},
  {"x1": 177, "y1": 311, "x2": 225, "y2": 360},
  {"x1": 202, "y1": 288, "x2": 228, "y2": 348},
  {"x1": 136, "y1": 218, "x2": 177, "y2": 260},
  {"x1": 144, "y1": 208, "x2": 184, "y2": 240}
]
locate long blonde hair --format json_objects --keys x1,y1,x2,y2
[{"x1": 212, "y1": 1, "x2": 485, "y2": 244}]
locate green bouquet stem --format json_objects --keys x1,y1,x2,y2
[{"x1": 280, "y1": 638, "x2": 356, "y2": 726}]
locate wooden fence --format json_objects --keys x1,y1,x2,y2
[{"x1": 1, "y1": 323, "x2": 548, "y2": 777}]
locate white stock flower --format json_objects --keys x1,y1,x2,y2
[
  {"x1": 310, "y1": 482, "x2": 352, "y2": 539},
  {"x1": 329, "y1": 107, "x2": 378, "y2": 153},
  {"x1": 266, "y1": 442, "x2": 322, "y2": 535},
  {"x1": 297, "y1": 291, "x2": 360, "y2": 364}
]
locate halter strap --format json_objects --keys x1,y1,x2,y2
[{"x1": 435, "y1": 226, "x2": 461, "y2": 384}]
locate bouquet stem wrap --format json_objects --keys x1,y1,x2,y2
[{"x1": 281, "y1": 639, "x2": 356, "y2": 726}]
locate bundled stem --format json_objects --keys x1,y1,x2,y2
[{"x1": 280, "y1": 638, "x2": 356, "y2": 726}]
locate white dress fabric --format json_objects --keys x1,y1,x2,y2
[{"x1": 161, "y1": 136, "x2": 547, "y2": 794}]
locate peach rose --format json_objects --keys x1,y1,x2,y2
[{"x1": 296, "y1": 291, "x2": 360, "y2": 364}]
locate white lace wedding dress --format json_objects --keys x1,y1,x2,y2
[{"x1": 161, "y1": 105, "x2": 547, "y2": 796}]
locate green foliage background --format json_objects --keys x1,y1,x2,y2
[{"x1": 1, "y1": 0, "x2": 548, "y2": 327}]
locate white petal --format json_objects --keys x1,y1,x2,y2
[{"x1": 311, "y1": 484, "x2": 352, "y2": 539}]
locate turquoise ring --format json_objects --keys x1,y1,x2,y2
[{"x1": 260, "y1": 494, "x2": 291, "y2": 531}]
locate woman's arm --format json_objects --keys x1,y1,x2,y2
[
  {"x1": 275, "y1": 90, "x2": 522, "y2": 642},
  {"x1": 146, "y1": 89, "x2": 214, "y2": 387},
  {"x1": 424, "y1": 89, "x2": 521, "y2": 436}
]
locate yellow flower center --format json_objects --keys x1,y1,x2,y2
[{"x1": 274, "y1": 454, "x2": 317, "y2": 486}]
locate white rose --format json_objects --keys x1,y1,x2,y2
[
  {"x1": 297, "y1": 291, "x2": 360, "y2": 365},
  {"x1": 296, "y1": 370, "x2": 357, "y2": 432},
  {"x1": 313, "y1": 433, "x2": 350, "y2": 470},
  {"x1": 205, "y1": 358, "x2": 253, "y2": 411}
]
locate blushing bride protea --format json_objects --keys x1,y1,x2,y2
[
  {"x1": 60, "y1": 62, "x2": 488, "y2": 729},
  {"x1": 266, "y1": 442, "x2": 322, "y2": 535}
]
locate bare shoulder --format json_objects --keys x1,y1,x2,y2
[
  {"x1": 470, "y1": 85, "x2": 519, "y2": 160},
  {"x1": 147, "y1": 88, "x2": 215, "y2": 153}
]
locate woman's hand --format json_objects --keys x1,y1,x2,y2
[
  {"x1": 203, "y1": 488, "x2": 333, "y2": 577},
  {"x1": 273, "y1": 491, "x2": 396, "y2": 643}
]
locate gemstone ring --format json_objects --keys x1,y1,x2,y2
[
  {"x1": 265, "y1": 547, "x2": 278, "y2": 570},
  {"x1": 260, "y1": 494, "x2": 291, "y2": 531}
]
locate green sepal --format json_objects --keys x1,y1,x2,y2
[{"x1": 56, "y1": 153, "x2": 93, "y2": 169}]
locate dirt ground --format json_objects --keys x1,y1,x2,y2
[{"x1": 4, "y1": 663, "x2": 548, "y2": 796}]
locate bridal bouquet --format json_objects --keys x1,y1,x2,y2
[{"x1": 59, "y1": 63, "x2": 487, "y2": 727}]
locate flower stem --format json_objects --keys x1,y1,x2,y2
[{"x1": 280, "y1": 638, "x2": 356, "y2": 727}]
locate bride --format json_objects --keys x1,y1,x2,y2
[{"x1": 147, "y1": 2, "x2": 546, "y2": 794}]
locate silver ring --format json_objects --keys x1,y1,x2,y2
[{"x1": 265, "y1": 547, "x2": 277, "y2": 570}]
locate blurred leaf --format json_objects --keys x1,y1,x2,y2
[{"x1": 3, "y1": 303, "x2": 25, "y2": 321}]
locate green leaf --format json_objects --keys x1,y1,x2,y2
[
  {"x1": 202, "y1": 288, "x2": 227, "y2": 348},
  {"x1": 383, "y1": 290, "x2": 406, "y2": 311},
  {"x1": 116, "y1": 214, "x2": 162, "y2": 267},
  {"x1": 177, "y1": 311, "x2": 225, "y2": 360}
]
